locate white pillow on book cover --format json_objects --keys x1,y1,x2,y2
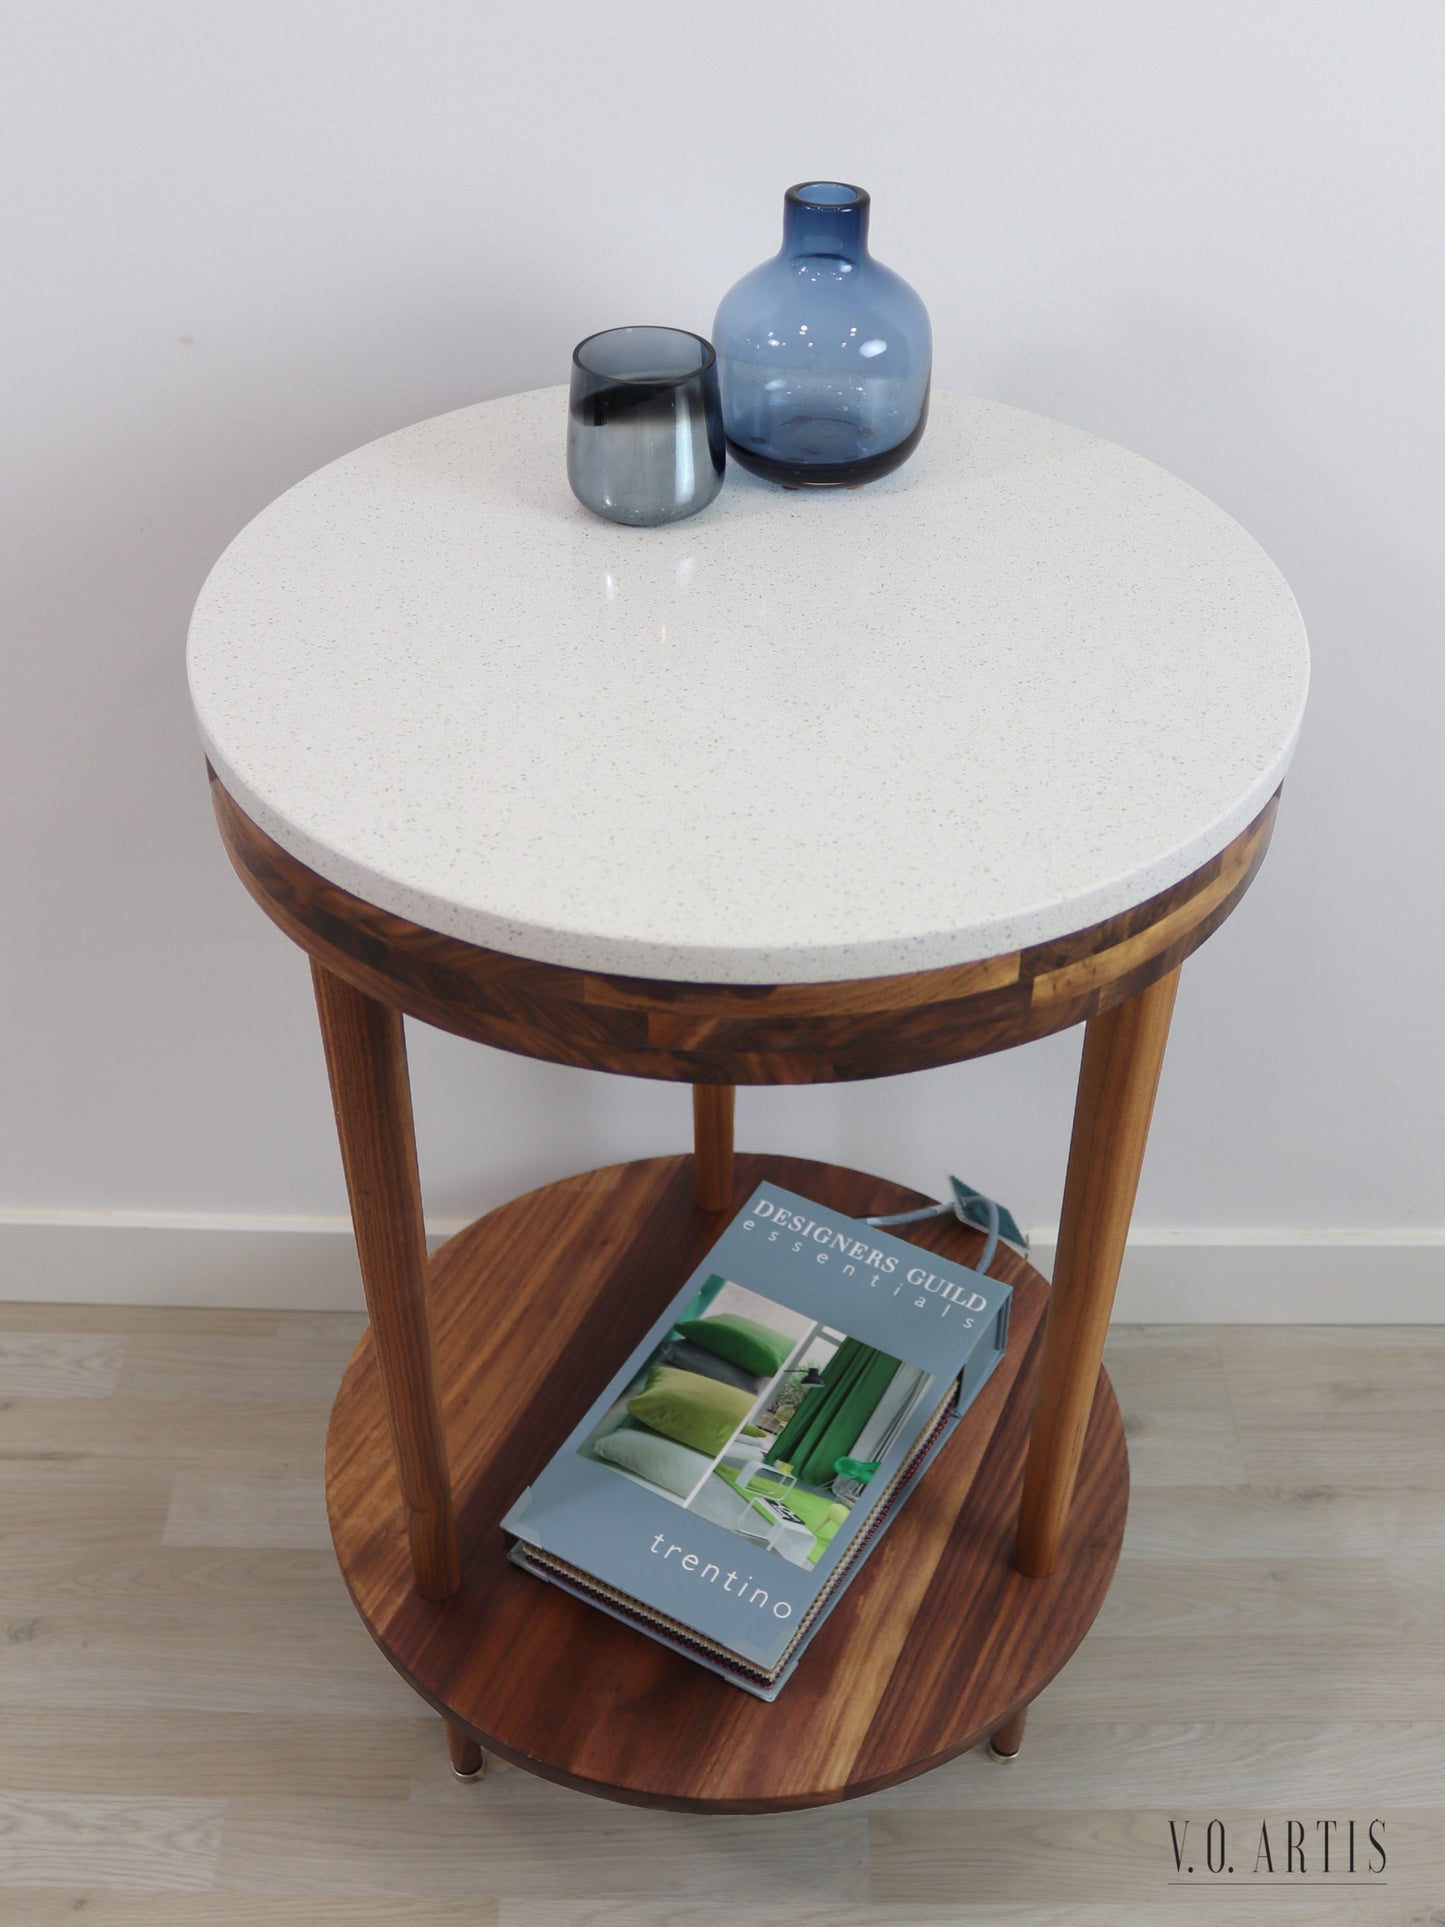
[{"x1": 591, "y1": 1427, "x2": 713, "y2": 1498}]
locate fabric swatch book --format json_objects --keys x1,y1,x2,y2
[{"x1": 502, "y1": 1180, "x2": 1014, "y2": 1699}]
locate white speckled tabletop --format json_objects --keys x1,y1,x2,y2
[{"x1": 187, "y1": 388, "x2": 1308, "y2": 984}]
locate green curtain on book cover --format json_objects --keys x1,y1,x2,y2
[{"x1": 766, "y1": 1339, "x2": 897, "y2": 1486}]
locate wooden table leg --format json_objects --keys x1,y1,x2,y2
[
  {"x1": 1014, "y1": 966, "x2": 1181, "y2": 1579},
  {"x1": 692, "y1": 1085, "x2": 736, "y2": 1212},
  {"x1": 988, "y1": 1707, "x2": 1028, "y2": 1760},
  {"x1": 445, "y1": 1719, "x2": 485, "y2": 1778},
  {"x1": 312, "y1": 962, "x2": 460, "y2": 1600}
]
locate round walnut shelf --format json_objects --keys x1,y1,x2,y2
[{"x1": 326, "y1": 1153, "x2": 1128, "y2": 1812}]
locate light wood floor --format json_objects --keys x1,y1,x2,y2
[{"x1": 1, "y1": 1304, "x2": 1440, "y2": 1924}]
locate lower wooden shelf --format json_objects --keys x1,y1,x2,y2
[{"x1": 325, "y1": 1153, "x2": 1128, "y2": 1812}]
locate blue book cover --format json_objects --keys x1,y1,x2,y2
[{"x1": 502, "y1": 1181, "x2": 1013, "y2": 1697}]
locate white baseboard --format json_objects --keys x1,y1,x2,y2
[
  {"x1": 1029, "y1": 1230, "x2": 1445, "y2": 1323},
  {"x1": 0, "y1": 1211, "x2": 377, "y2": 1311},
  {"x1": 1, "y1": 1210, "x2": 1442, "y2": 1321}
]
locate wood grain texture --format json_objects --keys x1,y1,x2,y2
[
  {"x1": 211, "y1": 771, "x2": 1277, "y2": 1085},
  {"x1": 324, "y1": 1153, "x2": 1129, "y2": 1813},
  {"x1": 0, "y1": 1709, "x2": 421, "y2": 1800},
  {"x1": 2, "y1": 1300, "x2": 1439, "y2": 1916},
  {"x1": 0, "y1": 1304, "x2": 283, "y2": 1333},
  {"x1": 214, "y1": 1797, "x2": 866, "y2": 1901},
  {"x1": 310, "y1": 963, "x2": 459, "y2": 1600},
  {"x1": 1015, "y1": 969, "x2": 1180, "y2": 1578},
  {"x1": 8, "y1": 1904, "x2": 499, "y2": 1926},
  {"x1": 0, "y1": 1792, "x2": 224, "y2": 1890},
  {"x1": 690, "y1": 1085, "x2": 735, "y2": 1210},
  {"x1": 1097, "y1": 1333, "x2": 1247, "y2": 1487},
  {"x1": 0, "y1": 1330, "x2": 125, "y2": 1396}
]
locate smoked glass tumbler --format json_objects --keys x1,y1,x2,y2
[{"x1": 567, "y1": 327, "x2": 725, "y2": 527}]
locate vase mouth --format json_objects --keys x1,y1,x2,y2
[
  {"x1": 786, "y1": 181, "x2": 870, "y2": 212},
  {"x1": 572, "y1": 326, "x2": 716, "y2": 385}
]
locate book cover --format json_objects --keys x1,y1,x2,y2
[{"x1": 502, "y1": 1181, "x2": 1012, "y2": 1696}]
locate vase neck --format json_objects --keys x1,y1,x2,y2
[{"x1": 781, "y1": 181, "x2": 871, "y2": 262}]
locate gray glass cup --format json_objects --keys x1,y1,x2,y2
[{"x1": 567, "y1": 327, "x2": 725, "y2": 527}]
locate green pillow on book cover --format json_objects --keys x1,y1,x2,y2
[
  {"x1": 628, "y1": 1366, "x2": 753, "y2": 1457},
  {"x1": 676, "y1": 1313, "x2": 794, "y2": 1378}
]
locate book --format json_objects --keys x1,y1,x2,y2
[{"x1": 502, "y1": 1180, "x2": 1014, "y2": 1699}]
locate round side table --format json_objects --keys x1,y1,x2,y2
[{"x1": 188, "y1": 389, "x2": 1307, "y2": 1811}]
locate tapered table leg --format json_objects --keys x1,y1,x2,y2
[
  {"x1": 1015, "y1": 966, "x2": 1181, "y2": 1579},
  {"x1": 446, "y1": 1719, "x2": 485, "y2": 1778},
  {"x1": 312, "y1": 962, "x2": 460, "y2": 1600},
  {"x1": 692, "y1": 1085, "x2": 736, "y2": 1212},
  {"x1": 988, "y1": 1708, "x2": 1028, "y2": 1760}
]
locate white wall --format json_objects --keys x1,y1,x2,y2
[{"x1": 2, "y1": 3, "x2": 1442, "y2": 1289}]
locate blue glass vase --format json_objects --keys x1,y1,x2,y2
[{"x1": 713, "y1": 182, "x2": 931, "y2": 487}]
